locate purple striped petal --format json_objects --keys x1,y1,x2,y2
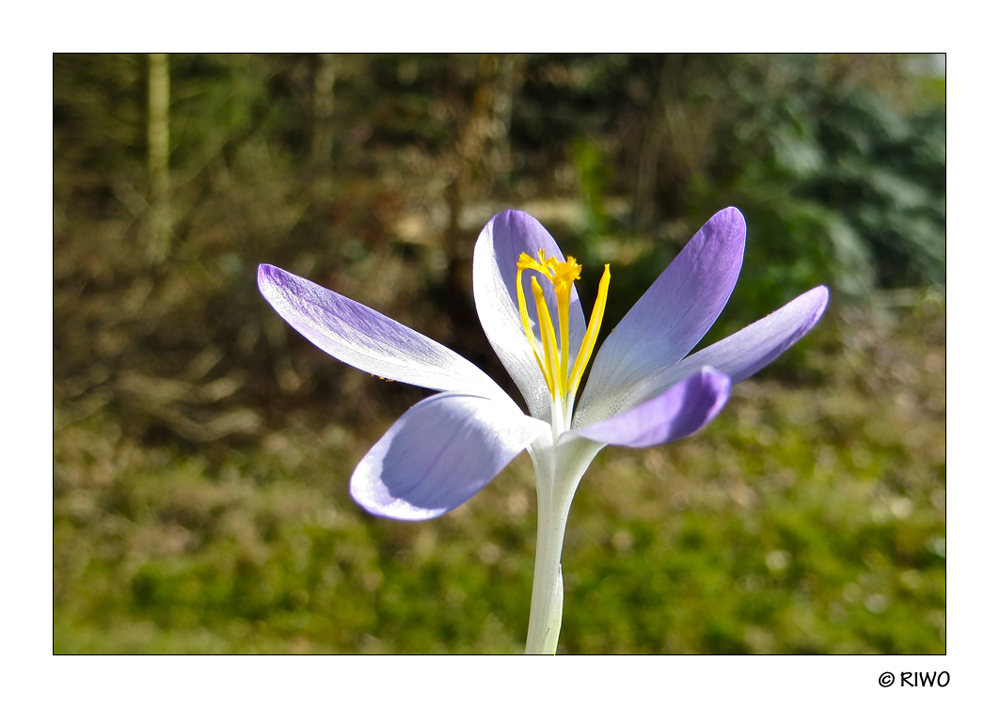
[
  {"x1": 579, "y1": 207, "x2": 745, "y2": 420},
  {"x1": 658, "y1": 285, "x2": 830, "y2": 388},
  {"x1": 350, "y1": 392, "x2": 547, "y2": 520},
  {"x1": 575, "y1": 286, "x2": 828, "y2": 428},
  {"x1": 572, "y1": 368, "x2": 730, "y2": 448},
  {"x1": 259, "y1": 264, "x2": 505, "y2": 400},
  {"x1": 473, "y1": 210, "x2": 587, "y2": 420}
]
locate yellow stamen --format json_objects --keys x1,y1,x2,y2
[
  {"x1": 548, "y1": 257, "x2": 580, "y2": 386},
  {"x1": 567, "y1": 263, "x2": 610, "y2": 399},
  {"x1": 531, "y1": 277, "x2": 562, "y2": 401},
  {"x1": 516, "y1": 248, "x2": 610, "y2": 409},
  {"x1": 516, "y1": 259, "x2": 549, "y2": 389}
]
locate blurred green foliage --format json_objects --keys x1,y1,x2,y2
[{"x1": 54, "y1": 54, "x2": 945, "y2": 653}]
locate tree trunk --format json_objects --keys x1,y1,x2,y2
[{"x1": 146, "y1": 53, "x2": 171, "y2": 264}]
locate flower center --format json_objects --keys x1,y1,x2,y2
[{"x1": 516, "y1": 249, "x2": 610, "y2": 426}]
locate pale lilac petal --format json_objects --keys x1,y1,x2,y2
[
  {"x1": 259, "y1": 264, "x2": 505, "y2": 400},
  {"x1": 571, "y1": 368, "x2": 730, "y2": 448},
  {"x1": 659, "y1": 285, "x2": 830, "y2": 387},
  {"x1": 350, "y1": 392, "x2": 547, "y2": 520},
  {"x1": 473, "y1": 210, "x2": 587, "y2": 420},
  {"x1": 575, "y1": 286, "x2": 828, "y2": 428},
  {"x1": 578, "y1": 207, "x2": 745, "y2": 421}
]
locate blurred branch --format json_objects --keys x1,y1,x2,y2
[
  {"x1": 491, "y1": 54, "x2": 519, "y2": 188},
  {"x1": 146, "y1": 53, "x2": 172, "y2": 264},
  {"x1": 634, "y1": 56, "x2": 673, "y2": 231},
  {"x1": 454, "y1": 54, "x2": 522, "y2": 207},
  {"x1": 310, "y1": 54, "x2": 336, "y2": 169},
  {"x1": 115, "y1": 369, "x2": 261, "y2": 442}
]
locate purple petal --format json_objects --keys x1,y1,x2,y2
[
  {"x1": 259, "y1": 264, "x2": 505, "y2": 399},
  {"x1": 350, "y1": 392, "x2": 546, "y2": 520},
  {"x1": 473, "y1": 210, "x2": 587, "y2": 420},
  {"x1": 572, "y1": 368, "x2": 730, "y2": 448},
  {"x1": 661, "y1": 285, "x2": 830, "y2": 387},
  {"x1": 575, "y1": 285, "x2": 829, "y2": 428},
  {"x1": 579, "y1": 207, "x2": 745, "y2": 418}
]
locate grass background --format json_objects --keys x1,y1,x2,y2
[{"x1": 55, "y1": 292, "x2": 944, "y2": 653}]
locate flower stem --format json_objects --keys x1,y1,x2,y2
[
  {"x1": 525, "y1": 479, "x2": 570, "y2": 654},
  {"x1": 524, "y1": 438, "x2": 602, "y2": 654}
]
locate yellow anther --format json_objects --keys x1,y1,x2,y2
[
  {"x1": 516, "y1": 249, "x2": 610, "y2": 408},
  {"x1": 516, "y1": 260, "x2": 549, "y2": 390},
  {"x1": 567, "y1": 263, "x2": 610, "y2": 400},
  {"x1": 531, "y1": 277, "x2": 562, "y2": 401}
]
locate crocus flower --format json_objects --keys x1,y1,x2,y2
[{"x1": 258, "y1": 207, "x2": 828, "y2": 653}]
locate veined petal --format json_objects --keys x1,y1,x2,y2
[
  {"x1": 259, "y1": 264, "x2": 505, "y2": 400},
  {"x1": 578, "y1": 207, "x2": 745, "y2": 422},
  {"x1": 576, "y1": 286, "x2": 829, "y2": 426},
  {"x1": 473, "y1": 210, "x2": 587, "y2": 420},
  {"x1": 571, "y1": 368, "x2": 730, "y2": 448},
  {"x1": 350, "y1": 392, "x2": 548, "y2": 520},
  {"x1": 657, "y1": 285, "x2": 830, "y2": 389}
]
